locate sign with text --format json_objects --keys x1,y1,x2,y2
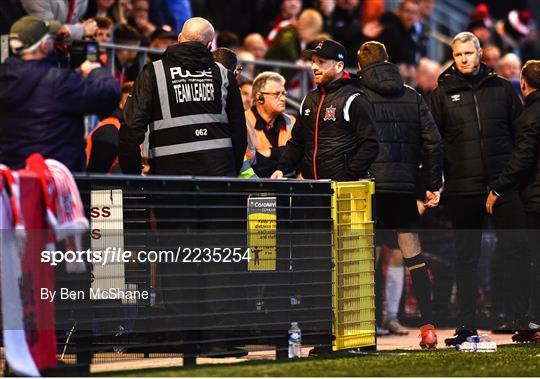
[{"x1": 247, "y1": 197, "x2": 277, "y2": 271}]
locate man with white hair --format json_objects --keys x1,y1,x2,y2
[
  {"x1": 245, "y1": 71, "x2": 295, "y2": 177},
  {"x1": 429, "y1": 31, "x2": 528, "y2": 346},
  {"x1": 120, "y1": 17, "x2": 247, "y2": 176},
  {"x1": 499, "y1": 53, "x2": 522, "y2": 79}
]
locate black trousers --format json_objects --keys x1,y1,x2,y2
[
  {"x1": 526, "y1": 212, "x2": 540, "y2": 322},
  {"x1": 447, "y1": 192, "x2": 531, "y2": 329}
]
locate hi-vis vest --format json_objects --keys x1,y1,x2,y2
[
  {"x1": 85, "y1": 116, "x2": 121, "y2": 172},
  {"x1": 148, "y1": 59, "x2": 235, "y2": 176},
  {"x1": 245, "y1": 108, "x2": 295, "y2": 164}
]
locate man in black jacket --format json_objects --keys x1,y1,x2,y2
[
  {"x1": 119, "y1": 17, "x2": 248, "y2": 359},
  {"x1": 488, "y1": 60, "x2": 540, "y2": 343},
  {"x1": 429, "y1": 32, "x2": 529, "y2": 346},
  {"x1": 357, "y1": 41, "x2": 442, "y2": 349},
  {"x1": 271, "y1": 39, "x2": 378, "y2": 181},
  {"x1": 119, "y1": 17, "x2": 247, "y2": 176}
]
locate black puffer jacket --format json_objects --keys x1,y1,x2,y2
[
  {"x1": 277, "y1": 75, "x2": 379, "y2": 181},
  {"x1": 490, "y1": 90, "x2": 540, "y2": 213},
  {"x1": 358, "y1": 62, "x2": 442, "y2": 194},
  {"x1": 429, "y1": 64, "x2": 523, "y2": 195}
]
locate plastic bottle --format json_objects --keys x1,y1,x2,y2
[{"x1": 288, "y1": 322, "x2": 302, "y2": 358}]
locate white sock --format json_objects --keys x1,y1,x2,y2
[{"x1": 386, "y1": 265, "x2": 405, "y2": 320}]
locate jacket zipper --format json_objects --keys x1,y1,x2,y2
[
  {"x1": 313, "y1": 88, "x2": 326, "y2": 179},
  {"x1": 473, "y1": 92, "x2": 489, "y2": 183}
]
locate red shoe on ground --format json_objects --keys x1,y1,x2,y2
[{"x1": 419, "y1": 324, "x2": 438, "y2": 349}]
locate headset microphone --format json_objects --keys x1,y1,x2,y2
[{"x1": 257, "y1": 94, "x2": 265, "y2": 104}]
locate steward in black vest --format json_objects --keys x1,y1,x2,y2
[{"x1": 120, "y1": 41, "x2": 247, "y2": 176}]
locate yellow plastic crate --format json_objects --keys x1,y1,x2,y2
[{"x1": 332, "y1": 180, "x2": 376, "y2": 351}]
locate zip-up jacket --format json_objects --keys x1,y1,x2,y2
[
  {"x1": 245, "y1": 106, "x2": 295, "y2": 178},
  {"x1": 119, "y1": 41, "x2": 247, "y2": 176},
  {"x1": 358, "y1": 62, "x2": 442, "y2": 194},
  {"x1": 429, "y1": 63, "x2": 522, "y2": 195},
  {"x1": 276, "y1": 75, "x2": 379, "y2": 181},
  {"x1": 490, "y1": 90, "x2": 540, "y2": 213}
]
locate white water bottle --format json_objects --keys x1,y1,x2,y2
[{"x1": 288, "y1": 322, "x2": 302, "y2": 358}]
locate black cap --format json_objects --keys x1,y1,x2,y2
[{"x1": 302, "y1": 39, "x2": 347, "y2": 62}]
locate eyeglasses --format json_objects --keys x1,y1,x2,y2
[{"x1": 260, "y1": 91, "x2": 288, "y2": 98}]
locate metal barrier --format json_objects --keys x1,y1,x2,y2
[{"x1": 1, "y1": 174, "x2": 377, "y2": 375}]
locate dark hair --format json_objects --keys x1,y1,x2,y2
[
  {"x1": 113, "y1": 24, "x2": 142, "y2": 45},
  {"x1": 212, "y1": 47, "x2": 238, "y2": 71},
  {"x1": 95, "y1": 16, "x2": 113, "y2": 30},
  {"x1": 399, "y1": 0, "x2": 420, "y2": 10},
  {"x1": 357, "y1": 41, "x2": 388, "y2": 69},
  {"x1": 522, "y1": 60, "x2": 540, "y2": 90},
  {"x1": 216, "y1": 31, "x2": 240, "y2": 49}
]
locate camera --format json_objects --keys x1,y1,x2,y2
[{"x1": 69, "y1": 40, "x2": 100, "y2": 68}]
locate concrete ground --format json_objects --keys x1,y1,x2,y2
[{"x1": 89, "y1": 328, "x2": 519, "y2": 374}]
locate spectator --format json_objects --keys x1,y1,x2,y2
[
  {"x1": 215, "y1": 31, "x2": 241, "y2": 52},
  {"x1": 167, "y1": 0, "x2": 192, "y2": 34},
  {"x1": 117, "y1": 0, "x2": 133, "y2": 24},
  {"x1": 242, "y1": 33, "x2": 267, "y2": 60},
  {"x1": 498, "y1": 52, "x2": 522, "y2": 81},
  {"x1": 325, "y1": 0, "x2": 364, "y2": 67},
  {"x1": 266, "y1": 0, "x2": 303, "y2": 45},
  {"x1": 265, "y1": 8, "x2": 324, "y2": 82},
  {"x1": 429, "y1": 32, "x2": 529, "y2": 346},
  {"x1": 120, "y1": 16, "x2": 246, "y2": 176},
  {"x1": 467, "y1": 2, "x2": 494, "y2": 47},
  {"x1": 86, "y1": 81, "x2": 133, "y2": 173},
  {"x1": 376, "y1": 0, "x2": 422, "y2": 84},
  {"x1": 239, "y1": 78, "x2": 254, "y2": 111},
  {"x1": 413, "y1": 0, "x2": 436, "y2": 60},
  {"x1": 85, "y1": 0, "x2": 116, "y2": 20},
  {"x1": 129, "y1": 0, "x2": 156, "y2": 41},
  {"x1": 265, "y1": 8, "x2": 324, "y2": 63},
  {"x1": 113, "y1": 24, "x2": 142, "y2": 86},
  {"x1": 482, "y1": 44, "x2": 501, "y2": 69},
  {"x1": 499, "y1": 52, "x2": 523, "y2": 97},
  {"x1": 245, "y1": 72, "x2": 295, "y2": 177},
  {"x1": 95, "y1": 16, "x2": 114, "y2": 43},
  {"x1": 488, "y1": 60, "x2": 540, "y2": 343},
  {"x1": 148, "y1": 25, "x2": 177, "y2": 61},
  {"x1": 357, "y1": 41, "x2": 442, "y2": 349},
  {"x1": 415, "y1": 57, "x2": 441, "y2": 102},
  {"x1": 494, "y1": 9, "x2": 535, "y2": 58},
  {"x1": 0, "y1": 16, "x2": 120, "y2": 172},
  {"x1": 271, "y1": 40, "x2": 378, "y2": 181},
  {"x1": 21, "y1": 0, "x2": 97, "y2": 40}
]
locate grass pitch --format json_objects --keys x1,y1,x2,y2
[{"x1": 98, "y1": 344, "x2": 540, "y2": 377}]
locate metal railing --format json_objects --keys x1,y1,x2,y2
[{"x1": 100, "y1": 42, "x2": 312, "y2": 105}]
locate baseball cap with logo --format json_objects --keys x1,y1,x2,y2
[
  {"x1": 302, "y1": 39, "x2": 347, "y2": 62},
  {"x1": 9, "y1": 16, "x2": 62, "y2": 54}
]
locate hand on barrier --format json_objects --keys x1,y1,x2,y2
[
  {"x1": 485, "y1": 191, "x2": 499, "y2": 215},
  {"x1": 271, "y1": 170, "x2": 285, "y2": 179},
  {"x1": 424, "y1": 190, "x2": 440, "y2": 208}
]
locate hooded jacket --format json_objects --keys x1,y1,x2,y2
[
  {"x1": 429, "y1": 63, "x2": 523, "y2": 195},
  {"x1": 358, "y1": 62, "x2": 442, "y2": 194},
  {"x1": 490, "y1": 90, "x2": 540, "y2": 213},
  {"x1": 0, "y1": 56, "x2": 120, "y2": 172},
  {"x1": 276, "y1": 74, "x2": 379, "y2": 181},
  {"x1": 119, "y1": 41, "x2": 247, "y2": 176}
]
